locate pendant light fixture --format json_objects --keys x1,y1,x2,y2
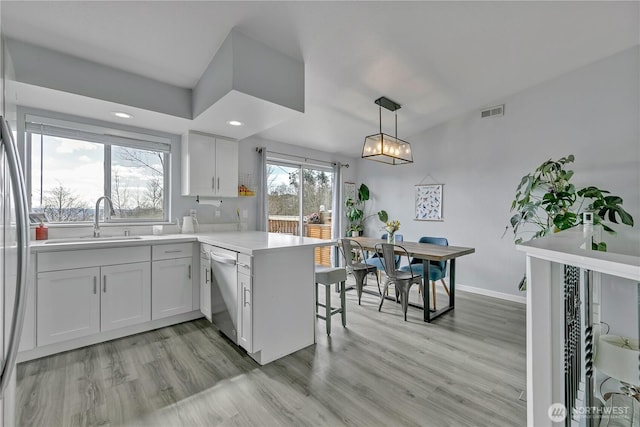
[{"x1": 362, "y1": 96, "x2": 413, "y2": 165}]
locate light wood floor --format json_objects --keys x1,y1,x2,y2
[{"x1": 16, "y1": 283, "x2": 526, "y2": 426}]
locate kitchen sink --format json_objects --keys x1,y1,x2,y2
[{"x1": 43, "y1": 236, "x2": 144, "y2": 244}]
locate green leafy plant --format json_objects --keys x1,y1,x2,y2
[
  {"x1": 509, "y1": 154, "x2": 634, "y2": 290},
  {"x1": 345, "y1": 183, "x2": 388, "y2": 236}
]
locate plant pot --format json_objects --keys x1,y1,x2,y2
[{"x1": 351, "y1": 231, "x2": 359, "y2": 237}]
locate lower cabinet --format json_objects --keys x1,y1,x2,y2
[
  {"x1": 200, "y1": 258, "x2": 212, "y2": 321},
  {"x1": 237, "y1": 254, "x2": 253, "y2": 352},
  {"x1": 37, "y1": 262, "x2": 152, "y2": 347},
  {"x1": 101, "y1": 262, "x2": 151, "y2": 331},
  {"x1": 24, "y1": 243, "x2": 206, "y2": 360},
  {"x1": 37, "y1": 267, "x2": 101, "y2": 347},
  {"x1": 151, "y1": 257, "x2": 193, "y2": 320}
]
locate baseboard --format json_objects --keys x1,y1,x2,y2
[{"x1": 456, "y1": 284, "x2": 526, "y2": 304}]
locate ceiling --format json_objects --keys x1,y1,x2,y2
[{"x1": 2, "y1": 1, "x2": 638, "y2": 157}]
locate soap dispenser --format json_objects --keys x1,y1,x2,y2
[{"x1": 35, "y1": 221, "x2": 49, "y2": 240}]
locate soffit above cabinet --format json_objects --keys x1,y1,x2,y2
[{"x1": 4, "y1": 29, "x2": 304, "y2": 140}]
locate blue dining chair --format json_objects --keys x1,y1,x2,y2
[
  {"x1": 364, "y1": 233, "x2": 404, "y2": 274},
  {"x1": 399, "y1": 236, "x2": 449, "y2": 310}
]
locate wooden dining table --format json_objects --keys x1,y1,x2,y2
[{"x1": 348, "y1": 237, "x2": 475, "y2": 322}]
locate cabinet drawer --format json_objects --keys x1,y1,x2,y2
[
  {"x1": 38, "y1": 246, "x2": 150, "y2": 272},
  {"x1": 237, "y1": 253, "x2": 252, "y2": 276},
  {"x1": 152, "y1": 243, "x2": 193, "y2": 260}
]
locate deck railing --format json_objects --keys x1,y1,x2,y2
[
  {"x1": 268, "y1": 216, "x2": 332, "y2": 265},
  {"x1": 268, "y1": 216, "x2": 300, "y2": 235}
]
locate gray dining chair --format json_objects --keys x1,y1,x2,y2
[
  {"x1": 375, "y1": 243, "x2": 422, "y2": 321},
  {"x1": 338, "y1": 238, "x2": 379, "y2": 305},
  {"x1": 364, "y1": 233, "x2": 404, "y2": 273}
]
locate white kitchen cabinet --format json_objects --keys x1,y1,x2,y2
[
  {"x1": 200, "y1": 257, "x2": 212, "y2": 321},
  {"x1": 237, "y1": 261, "x2": 252, "y2": 352},
  {"x1": 214, "y1": 138, "x2": 238, "y2": 197},
  {"x1": 101, "y1": 262, "x2": 151, "y2": 332},
  {"x1": 152, "y1": 257, "x2": 193, "y2": 320},
  {"x1": 37, "y1": 262, "x2": 152, "y2": 346},
  {"x1": 248, "y1": 247, "x2": 315, "y2": 365},
  {"x1": 198, "y1": 236, "x2": 317, "y2": 366},
  {"x1": 35, "y1": 246, "x2": 151, "y2": 347},
  {"x1": 37, "y1": 267, "x2": 101, "y2": 347},
  {"x1": 181, "y1": 131, "x2": 238, "y2": 198}
]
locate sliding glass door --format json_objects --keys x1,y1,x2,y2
[
  {"x1": 266, "y1": 163, "x2": 300, "y2": 235},
  {"x1": 266, "y1": 161, "x2": 334, "y2": 265}
]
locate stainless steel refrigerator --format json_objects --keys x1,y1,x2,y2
[{"x1": 0, "y1": 116, "x2": 29, "y2": 425}]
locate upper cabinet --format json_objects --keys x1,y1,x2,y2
[{"x1": 181, "y1": 131, "x2": 238, "y2": 198}]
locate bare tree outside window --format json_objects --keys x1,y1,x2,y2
[
  {"x1": 112, "y1": 145, "x2": 165, "y2": 220},
  {"x1": 42, "y1": 183, "x2": 91, "y2": 222},
  {"x1": 144, "y1": 177, "x2": 163, "y2": 212},
  {"x1": 117, "y1": 148, "x2": 164, "y2": 176},
  {"x1": 112, "y1": 169, "x2": 131, "y2": 218}
]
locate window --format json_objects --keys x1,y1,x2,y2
[{"x1": 26, "y1": 114, "x2": 171, "y2": 223}]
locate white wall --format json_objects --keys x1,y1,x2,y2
[{"x1": 356, "y1": 46, "x2": 640, "y2": 299}]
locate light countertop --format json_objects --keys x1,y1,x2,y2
[
  {"x1": 197, "y1": 231, "x2": 333, "y2": 255},
  {"x1": 30, "y1": 231, "x2": 333, "y2": 256}
]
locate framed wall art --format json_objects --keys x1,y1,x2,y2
[
  {"x1": 344, "y1": 182, "x2": 356, "y2": 202},
  {"x1": 415, "y1": 184, "x2": 443, "y2": 221}
]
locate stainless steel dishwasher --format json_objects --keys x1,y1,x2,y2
[{"x1": 206, "y1": 244, "x2": 239, "y2": 344}]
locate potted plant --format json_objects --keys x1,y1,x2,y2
[
  {"x1": 508, "y1": 154, "x2": 634, "y2": 290},
  {"x1": 345, "y1": 183, "x2": 388, "y2": 237},
  {"x1": 306, "y1": 212, "x2": 322, "y2": 224}
]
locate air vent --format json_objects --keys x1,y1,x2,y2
[{"x1": 481, "y1": 104, "x2": 505, "y2": 118}]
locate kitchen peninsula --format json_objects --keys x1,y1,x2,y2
[{"x1": 25, "y1": 231, "x2": 332, "y2": 366}]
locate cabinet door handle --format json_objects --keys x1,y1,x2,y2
[
  {"x1": 217, "y1": 177, "x2": 220, "y2": 190},
  {"x1": 188, "y1": 264, "x2": 191, "y2": 279},
  {"x1": 243, "y1": 288, "x2": 250, "y2": 307},
  {"x1": 212, "y1": 177, "x2": 215, "y2": 190},
  {"x1": 103, "y1": 275, "x2": 107, "y2": 293},
  {"x1": 164, "y1": 249, "x2": 182, "y2": 254},
  {"x1": 205, "y1": 269, "x2": 209, "y2": 283},
  {"x1": 93, "y1": 276, "x2": 97, "y2": 294}
]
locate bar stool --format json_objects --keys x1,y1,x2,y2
[{"x1": 315, "y1": 265, "x2": 347, "y2": 335}]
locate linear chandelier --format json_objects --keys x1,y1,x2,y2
[{"x1": 362, "y1": 96, "x2": 413, "y2": 165}]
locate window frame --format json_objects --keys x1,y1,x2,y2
[{"x1": 22, "y1": 110, "x2": 173, "y2": 224}]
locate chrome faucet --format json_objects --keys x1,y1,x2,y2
[{"x1": 94, "y1": 196, "x2": 115, "y2": 237}]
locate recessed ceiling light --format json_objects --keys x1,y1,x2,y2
[
  {"x1": 112, "y1": 111, "x2": 133, "y2": 119},
  {"x1": 227, "y1": 120, "x2": 243, "y2": 126}
]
